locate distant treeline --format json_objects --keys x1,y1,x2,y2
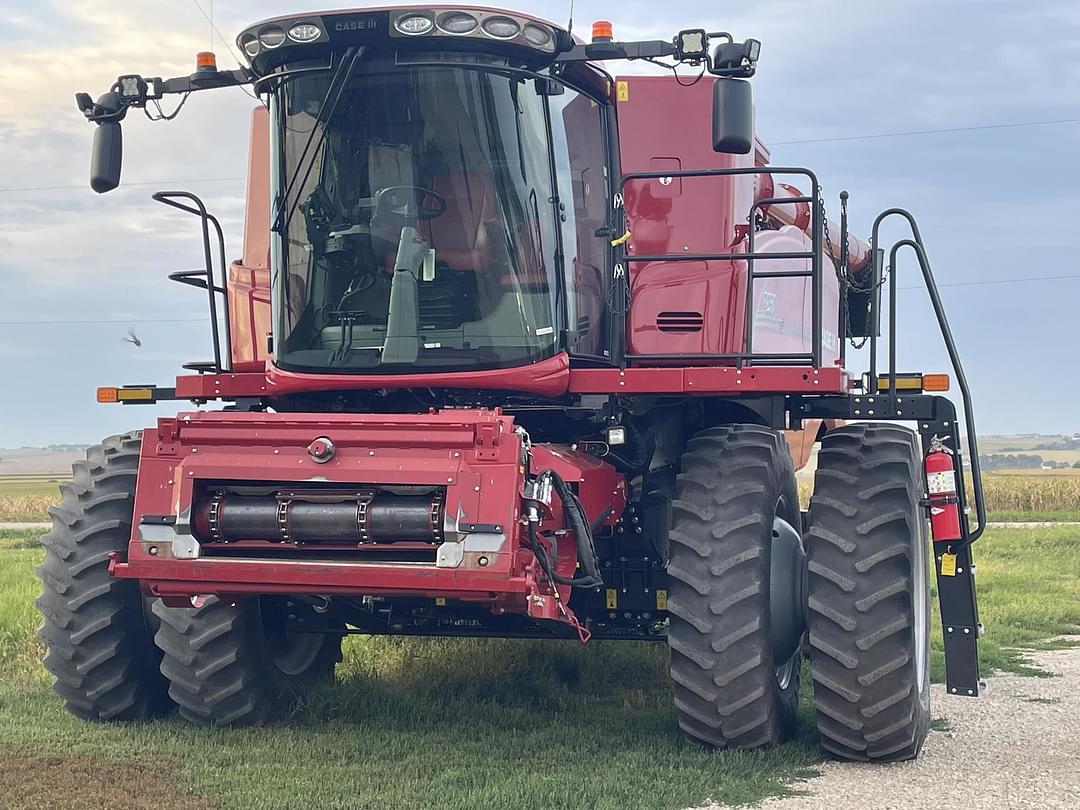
[{"x1": 980, "y1": 453, "x2": 1080, "y2": 470}]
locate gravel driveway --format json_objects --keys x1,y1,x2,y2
[{"x1": 706, "y1": 642, "x2": 1080, "y2": 809}]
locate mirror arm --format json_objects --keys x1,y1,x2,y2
[{"x1": 77, "y1": 67, "x2": 253, "y2": 120}]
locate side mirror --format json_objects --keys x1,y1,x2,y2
[
  {"x1": 712, "y1": 78, "x2": 753, "y2": 154},
  {"x1": 90, "y1": 121, "x2": 123, "y2": 193}
]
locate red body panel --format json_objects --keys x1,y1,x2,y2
[
  {"x1": 115, "y1": 411, "x2": 625, "y2": 624},
  {"x1": 614, "y1": 75, "x2": 841, "y2": 364}
]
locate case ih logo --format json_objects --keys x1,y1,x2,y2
[{"x1": 335, "y1": 16, "x2": 378, "y2": 32}]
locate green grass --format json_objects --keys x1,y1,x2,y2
[
  {"x1": 929, "y1": 525, "x2": 1080, "y2": 679},
  {"x1": 1, "y1": 524, "x2": 1078, "y2": 809}
]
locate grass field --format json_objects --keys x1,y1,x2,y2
[{"x1": 1, "y1": 522, "x2": 1077, "y2": 810}]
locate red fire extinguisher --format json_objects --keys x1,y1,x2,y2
[{"x1": 925, "y1": 437, "x2": 962, "y2": 542}]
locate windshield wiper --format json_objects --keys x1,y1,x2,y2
[{"x1": 271, "y1": 46, "x2": 365, "y2": 236}]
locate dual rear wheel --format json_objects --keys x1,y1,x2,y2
[
  {"x1": 36, "y1": 432, "x2": 340, "y2": 726},
  {"x1": 667, "y1": 423, "x2": 931, "y2": 761}
]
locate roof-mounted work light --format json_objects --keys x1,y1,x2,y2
[
  {"x1": 711, "y1": 36, "x2": 761, "y2": 76},
  {"x1": 675, "y1": 29, "x2": 708, "y2": 60}
]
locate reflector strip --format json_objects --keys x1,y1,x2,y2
[
  {"x1": 97, "y1": 386, "x2": 155, "y2": 403},
  {"x1": 117, "y1": 387, "x2": 154, "y2": 402},
  {"x1": 875, "y1": 374, "x2": 924, "y2": 391},
  {"x1": 873, "y1": 373, "x2": 951, "y2": 392}
]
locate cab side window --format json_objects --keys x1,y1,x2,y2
[{"x1": 549, "y1": 91, "x2": 609, "y2": 357}]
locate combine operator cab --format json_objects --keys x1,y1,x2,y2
[{"x1": 42, "y1": 6, "x2": 985, "y2": 761}]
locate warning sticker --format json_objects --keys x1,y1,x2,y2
[
  {"x1": 940, "y1": 552, "x2": 957, "y2": 577},
  {"x1": 616, "y1": 80, "x2": 630, "y2": 102},
  {"x1": 927, "y1": 469, "x2": 956, "y2": 494}
]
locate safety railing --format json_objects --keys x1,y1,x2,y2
[
  {"x1": 152, "y1": 191, "x2": 233, "y2": 373},
  {"x1": 614, "y1": 166, "x2": 823, "y2": 367}
]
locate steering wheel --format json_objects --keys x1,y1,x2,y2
[{"x1": 373, "y1": 185, "x2": 447, "y2": 224}]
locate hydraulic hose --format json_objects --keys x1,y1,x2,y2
[{"x1": 527, "y1": 470, "x2": 604, "y2": 588}]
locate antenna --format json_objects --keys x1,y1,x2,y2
[
  {"x1": 567, "y1": 0, "x2": 575, "y2": 40},
  {"x1": 209, "y1": 0, "x2": 214, "y2": 51}
]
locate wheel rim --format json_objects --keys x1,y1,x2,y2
[
  {"x1": 770, "y1": 493, "x2": 804, "y2": 692},
  {"x1": 775, "y1": 656, "x2": 797, "y2": 691},
  {"x1": 259, "y1": 599, "x2": 326, "y2": 677}
]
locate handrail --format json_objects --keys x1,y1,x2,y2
[
  {"x1": 152, "y1": 191, "x2": 232, "y2": 373},
  {"x1": 870, "y1": 209, "x2": 985, "y2": 546},
  {"x1": 617, "y1": 166, "x2": 824, "y2": 368}
]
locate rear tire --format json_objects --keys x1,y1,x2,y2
[
  {"x1": 668, "y1": 425, "x2": 803, "y2": 750},
  {"x1": 153, "y1": 596, "x2": 343, "y2": 726},
  {"x1": 35, "y1": 432, "x2": 172, "y2": 721},
  {"x1": 806, "y1": 423, "x2": 931, "y2": 761}
]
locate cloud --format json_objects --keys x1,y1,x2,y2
[{"x1": 1, "y1": 0, "x2": 1079, "y2": 445}]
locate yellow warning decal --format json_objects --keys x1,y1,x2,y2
[
  {"x1": 656, "y1": 589, "x2": 668, "y2": 610},
  {"x1": 605, "y1": 589, "x2": 618, "y2": 609},
  {"x1": 616, "y1": 81, "x2": 630, "y2": 102},
  {"x1": 435, "y1": 597, "x2": 447, "y2": 606},
  {"x1": 939, "y1": 553, "x2": 957, "y2": 577}
]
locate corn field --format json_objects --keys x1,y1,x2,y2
[
  {"x1": 3, "y1": 473, "x2": 1080, "y2": 524},
  {"x1": 800, "y1": 472, "x2": 1080, "y2": 514}
]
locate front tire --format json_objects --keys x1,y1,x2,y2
[
  {"x1": 153, "y1": 596, "x2": 343, "y2": 726},
  {"x1": 35, "y1": 432, "x2": 172, "y2": 721},
  {"x1": 806, "y1": 423, "x2": 931, "y2": 761},
  {"x1": 668, "y1": 425, "x2": 803, "y2": 750}
]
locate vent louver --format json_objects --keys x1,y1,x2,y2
[{"x1": 657, "y1": 311, "x2": 704, "y2": 333}]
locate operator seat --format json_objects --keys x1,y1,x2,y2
[{"x1": 421, "y1": 171, "x2": 495, "y2": 272}]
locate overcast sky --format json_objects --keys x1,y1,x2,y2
[{"x1": 1, "y1": 0, "x2": 1078, "y2": 446}]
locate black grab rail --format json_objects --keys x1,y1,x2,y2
[
  {"x1": 152, "y1": 191, "x2": 232, "y2": 373},
  {"x1": 870, "y1": 209, "x2": 985, "y2": 546}
]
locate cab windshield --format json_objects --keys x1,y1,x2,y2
[{"x1": 273, "y1": 57, "x2": 606, "y2": 373}]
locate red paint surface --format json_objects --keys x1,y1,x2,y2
[
  {"x1": 614, "y1": 75, "x2": 842, "y2": 364},
  {"x1": 119, "y1": 410, "x2": 624, "y2": 625}
]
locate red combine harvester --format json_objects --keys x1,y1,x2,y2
[{"x1": 42, "y1": 6, "x2": 986, "y2": 760}]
